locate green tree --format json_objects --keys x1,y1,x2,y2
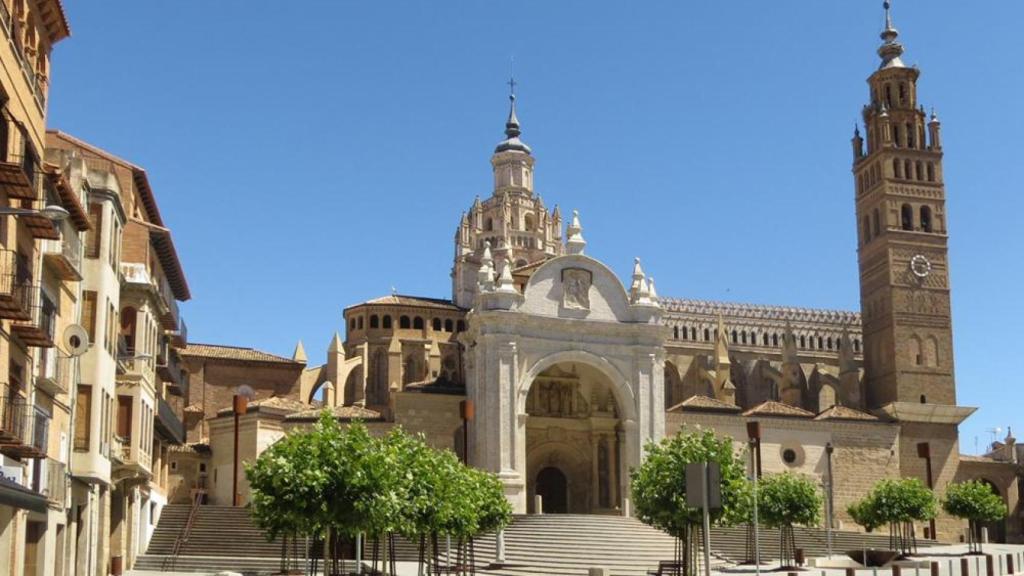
[
  {"x1": 942, "y1": 480, "x2": 1007, "y2": 554},
  {"x1": 246, "y1": 412, "x2": 340, "y2": 573},
  {"x1": 631, "y1": 428, "x2": 751, "y2": 576},
  {"x1": 757, "y1": 473, "x2": 822, "y2": 568},
  {"x1": 848, "y1": 478, "x2": 936, "y2": 556}
]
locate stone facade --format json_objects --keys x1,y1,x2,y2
[{"x1": 180, "y1": 1, "x2": 1021, "y2": 547}]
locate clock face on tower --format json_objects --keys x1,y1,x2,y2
[{"x1": 910, "y1": 254, "x2": 932, "y2": 279}]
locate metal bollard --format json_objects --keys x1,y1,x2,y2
[
  {"x1": 895, "y1": 566, "x2": 902, "y2": 576},
  {"x1": 1007, "y1": 554, "x2": 1014, "y2": 576},
  {"x1": 962, "y1": 557, "x2": 971, "y2": 576},
  {"x1": 930, "y1": 561, "x2": 939, "y2": 576},
  {"x1": 534, "y1": 495, "x2": 543, "y2": 514},
  {"x1": 987, "y1": 555, "x2": 995, "y2": 576},
  {"x1": 847, "y1": 568, "x2": 857, "y2": 576},
  {"x1": 588, "y1": 569, "x2": 608, "y2": 576}
]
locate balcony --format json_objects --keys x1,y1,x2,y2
[
  {"x1": 19, "y1": 173, "x2": 62, "y2": 241},
  {"x1": 0, "y1": 119, "x2": 39, "y2": 200},
  {"x1": 156, "y1": 341, "x2": 186, "y2": 394},
  {"x1": 155, "y1": 396, "x2": 184, "y2": 445},
  {"x1": 42, "y1": 217, "x2": 82, "y2": 281},
  {"x1": 109, "y1": 435, "x2": 124, "y2": 465},
  {"x1": 170, "y1": 315, "x2": 187, "y2": 348},
  {"x1": 42, "y1": 458, "x2": 66, "y2": 506},
  {"x1": 36, "y1": 348, "x2": 69, "y2": 396},
  {"x1": 121, "y1": 262, "x2": 181, "y2": 332},
  {"x1": 0, "y1": 250, "x2": 33, "y2": 320},
  {"x1": 0, "y1": 2, "x2": 48, "y2": 111},
  {"x1": 115, "y1": 435, "x2": 151, "y2": 475},
  {"x1": 11, "y1": 287, "x2": 57, "y2": 348},
  {"x1": 0, "y1": 394, "x2": 49, "y2": 459}
]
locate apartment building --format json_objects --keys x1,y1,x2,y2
[
  {"x1": 45, "y1": 132, "x2": 190, "y2": 575},
  {"x1": 0, "y1": 0, "x2": 72, "y2": 575}
]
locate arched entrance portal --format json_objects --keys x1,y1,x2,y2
[
  {"x1": 535, "y1": 467, "x2": 568, "y2": 513},
  {"x1": 525, "y1": 362, "x2": 623, "y2": 514}
]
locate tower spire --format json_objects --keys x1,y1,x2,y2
[
  {"x1": 877, "y1": 1, "x2": 906, "y2": 69},
  {"x1": 495, "y1": 76, "x2": 531, "y2": 154}
]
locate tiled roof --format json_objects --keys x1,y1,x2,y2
[
  {"x1": 351, "y1": 294, "x2": 464, "y2": 311},
  {"x1": 668, "y1": 395, "x2": 743, "y2": 413},
  {"x1": 215, "y1": 396, "x2": 308, "y2": 417},
  {"x1": 742, "y1": 401, "x2": 815, "y2": 419},
  {"x1": 182, "y1": 343, "x2": 301, "y2": 365},
  {"x1": 285, "y1": 404, "x2": 384, "y2": 422},
  {"x1": 958, "y1": 454, "x2": 1003, "y2": 464},
  {"x1": 814, "y1": 405, "x2": 879, "y2": 422},
  {"x1": 662, "y1": 298, "x2": 860, "y2": 327}
]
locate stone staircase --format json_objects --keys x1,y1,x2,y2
[{"x1": 136, "y1": 504, "x2": 938, "y2": 575}]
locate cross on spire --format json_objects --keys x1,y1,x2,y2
[{"x1": 508, "y1": 76, "x2": 517, "y2": 98}]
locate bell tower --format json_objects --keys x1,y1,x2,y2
[
  {"x1": 451, "y1": 82, "x2": 564, "y2": 308},
  {"x1": 853, "y1": 1, "x2": 955, "y2": 409}
]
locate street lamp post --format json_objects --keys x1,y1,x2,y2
[
  {"x1": 233, "y1": 394, "x2": 248, "y2": 506},
  {"x1": 825, "y1": 442, "x2": 834, "y2": 559},
  {"x1": 746, "y1": 421, "x2": 761, "y2": 576},
  {"x1": 0, "y1": 204, "x2": 70, "y2": 221}
]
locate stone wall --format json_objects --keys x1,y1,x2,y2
[{"x1": 666, "y1": 410, "x2": 900, "y2": 531}]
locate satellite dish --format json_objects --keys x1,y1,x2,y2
[{"x1": 64, "y1": 324, "x2": 90, "y2": 357}]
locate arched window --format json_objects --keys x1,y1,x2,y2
[
  {"x1": 898, "y1": 83, "x2": 907, "y2": 106},
  {"x1": 731, "y1": 330, "x2": 738, "y2": 343},
  {"x1": 456, "y1": 320, "x2": 466, "y2": 332},
  {"x1": 704, "y1": 328, "x2": 710, "y2": 341},
  {"x1": 357, "y1": 316, "x2": 363, "y2": 330},
  {"x1": 854, "y1": 339, "x2": 860, "y2": 353},
  {"x1": 893, "y1": 125, "x2": 900, "y2": 148},
  {"x1": 905, "y1": 160, "x2": 913, "y2": 180},
  {"x1": 690, "y1": 327, "x2": 697, "y2": 340},
  {"x1": 862, "y1": 215, "x2": 871, "y2": 243},
  {"x1": 909, "y1": 337, "x2": 922, "y2": 366},
  {"x1": 920, "y1": 394, "x2": 927, "y2": 404},
  {"x1": 927, "y1": 162, "x2": 935, "y2": 182},
  {"x1": 382, "y1": 315, "x2": 392, "y2": 329},
  {"x1": 915, "y1": 161, "x2": 923, "y2": 180},
  {"x1": 370, "y1": 315, "x2": 380, "y2": 329},
  {"x1": 773, "y1": 334, "x2": 779, "y2": 347},
  {"x1": 484, "y1": 218, "x2": 493, "y2": 231},
  {"x1": 349, "y1": 318, "x2": 356, "y2": 331},
  {"x1": 906, "y1": 123, "x2": 914, "y2": 148},
  {"x1": 399, "y1": 315, "x2": 411, "y2": 329},
  {"x1": 884, "y1": 84, "x2": 893, "y2": 108},
  {"x1": 800, "y1": 335, "x2": 806, "y2": 348},
  {"x1": 901, "y1": 204, "x2": 914, "y2": 231},
  {"x1": 872, "y1": 208, "x2": 881, "y2": 236},
  {"x1": 673, "y1": 326, "x2": 679, "y2": 339},
  {"x1": 818, "y1": 336, "x2": 823, "y2": 349},
  {"x1": 763, "y1": 333, "x2": 769, "y2": 346},
  {"x1": 741, "y1": 332, "x2": 747, "y2": 344},
  {"x1": 827, "y1": 337, "x2": 833, "y2": 350},
  {"x1": 413, "y1": 317, "x2": 424, "y2": 330},
  {"x1": 432, "y1": 318, "x2": 442, "y2": 331},
  {"x1": 920, "y1": 205, "x2": 933, "y2": 233},
  {"x1": 893, "y1": 158, "x2": 902, "y2": 178},
  {"x1": 444, "y1": 319, "x2": 453, "y2": 332},
  {"x1": 524, "y1": 214, "x2": 534, "y2": 231}
]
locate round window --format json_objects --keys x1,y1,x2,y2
[{"x1": 782, "y1": 449, "x2": 798, "y2": 464}]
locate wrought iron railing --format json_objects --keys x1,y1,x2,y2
[
  {"x1": 36, "y1": 347, "x2": 69, "y2": 395},
  {"x1": 0, "y1": 385, "x2": 27, "y2": 441},
  {"x1": 12, "y1": 285, "x2": 57, "y2": 346},
  {"x1": 0, "y1": 2, "x2": 46, "y2": 110}
]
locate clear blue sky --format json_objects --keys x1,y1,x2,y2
[{"x1": 47, "y1": 1, "x2": 1023, "y2": 453}]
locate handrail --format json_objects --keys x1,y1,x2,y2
[{"x1": 164, "y1": 489, "x2": 204, "y2": 571}]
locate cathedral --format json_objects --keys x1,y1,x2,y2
[{"x1": 176, "y1": 3, "x2": 1020, "y2": 544}]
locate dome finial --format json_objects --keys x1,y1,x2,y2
[
  {"x1": 495, "y1": 72, "x2": 531, "y2": 154},
  {"x1": 877, "y1": 1, "x2": 906, "y2": 69}
]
